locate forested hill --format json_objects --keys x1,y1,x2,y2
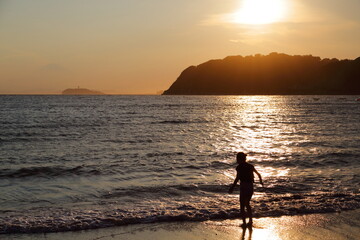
[
  {"x1": 163, "y1": 53, "x2": 360, "y2": 95},
  {"x1": 62, "y1": 88, "x2": 104, "y2": 95}
]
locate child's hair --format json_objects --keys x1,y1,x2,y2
[{"x1": 236, "y1": 152, "x2": 247, "y2": 162}]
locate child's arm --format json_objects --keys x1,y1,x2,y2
[
  {"x1": 254, "y1": 168, "x2": 264, "y2": 186},
  {"x1": 228, "y1": 174, "x2": 240, "y2": 193}
]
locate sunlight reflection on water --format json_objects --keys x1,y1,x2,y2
[
  {"x1": 217, "y1": 96, "x2": 294, "y2": 184},
  {"x1": 223, "y1": 212, "x2": 335, "y2": 240},
  {"x1": 221, "y1": 96, "x2": 294, "y2": 155}
]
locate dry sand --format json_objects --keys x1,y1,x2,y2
[{"x1": 3, "y1": 209, "x2": 360, "y2": 240}]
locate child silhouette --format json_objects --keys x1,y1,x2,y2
[{"x1": 229, "y1": 152, "x2": 263, "y2": 227}]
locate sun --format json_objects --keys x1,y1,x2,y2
[{"x1": 232, "y1": 0, "x2": 287, "y2": 25}]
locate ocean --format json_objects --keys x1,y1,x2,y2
[{"x1": 0, "y1": 95, "x2": 359, "y2": 234}]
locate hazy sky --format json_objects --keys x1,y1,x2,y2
[{"x1": 1, "y1": 0, "x2": 359, "y2": 94}]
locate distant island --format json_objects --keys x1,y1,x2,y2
[
  {"x1": 62, "y1": 88, "x2": 105, "y2": 95},
  {"x1": 163, "y1": 53, "x2": 360, "y2": 95}
]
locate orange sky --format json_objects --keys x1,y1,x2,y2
[{"x1": 0, "y1": 0, "x2": 359, "y2": 94}]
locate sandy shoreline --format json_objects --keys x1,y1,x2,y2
[{"x1": 3, "y1": 209, "x2": 360, "y2": 240}]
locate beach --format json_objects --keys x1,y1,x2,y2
[{"x1": 4, "y1": 209, "x2": 360, "y2": 240}]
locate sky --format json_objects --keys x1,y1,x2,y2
[{"x1": 0, "y1": 0, "x2": 359, "y2": 94}]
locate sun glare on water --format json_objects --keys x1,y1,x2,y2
[{"x1": 232, "y1": 0, "x2": 288, "y2": 25}]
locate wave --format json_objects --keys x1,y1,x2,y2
[
  {"x1": 0, "y1": 137, "x2": 75, "y2": 143},
  {"x1": 0, "y1": 165, "x2": 102, "y2": 179},
  {"x1": 98, "y1": 178, "x2": 355, "y2": 200},
  {"x1": 253, "y1": 153, "x2": 360, "y2": 168},
  {"x1": 146, "y1": 152, "x2": 184, "y2": 157},
  {"x1": 102, "y1": 139, "x2": 154, "y2": 144},
  {"x1": 101, "y1": 184, "x2": 228, "y2": 199},
  {"x1": 0, "y1": 160, "x2": 228, "y2": 180},
  {"x1": 1, "y1": 191, "x2": 359, "y2": 234},
  {"x1": 154, "y1": 119, "x2": 210, "y2": 124},
  {"x1": 157, "y1": 120, "x2": 190, "y2": 124}
]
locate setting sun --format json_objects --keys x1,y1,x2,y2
[{"x1": 232, "y1": 0, "x2": 288, "y2": 25}]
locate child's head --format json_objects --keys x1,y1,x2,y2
[{"x1": 236, "y1": 152, "x2": 247, "y2": 164}]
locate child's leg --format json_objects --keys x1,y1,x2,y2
[
  {"x1": 240, "y1": 200, "x2": 246, "y2": 226},
  {"x1": 246, "y1": 203, "x2": 253, "y2": 225}
]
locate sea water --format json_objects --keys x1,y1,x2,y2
[{"x1": 0, "y1": 95, "x2": 359, "y2": 233}]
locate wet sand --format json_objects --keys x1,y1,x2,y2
[{"x1": 3, "y1": 209, "x2": 360, "y2": 240}]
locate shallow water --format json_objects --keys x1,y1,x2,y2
[{"x1": 0, "y1": 95, "x2": 359, "y2": 233}]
